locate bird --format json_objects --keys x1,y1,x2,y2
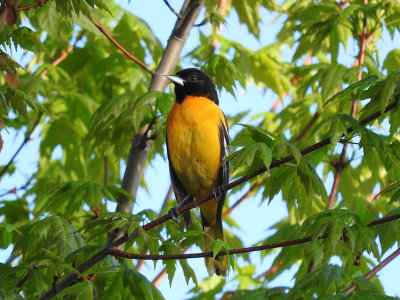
[{"x1": 165, "y1": 68, "x2": 229, "y2": 276}]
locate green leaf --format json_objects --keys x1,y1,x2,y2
[
  {"x1": 231, "y1": 0, "x2": 262, "y2": 38},
  {"x1": 228, "y1": 124, "x2": 277, "y2": 175},
  {"x1": 290, "y1": 264, "x2": 344, "y2": 298},
  {"x1": 178, "y1": 256, "x2": 198, "y2": 287},
  {"x1": 312, "y1": 114, "x2": 362, "y2": 152},
  {"x1": 211, "y1": 239, "x2": 227, "y2": 259},
  {"x1": 0, "y1": 198, "x2": 29, "y2": 224},
  {"x1": 0, "y1": 87, "x2": 46, "y2": 121},
  {"x1": 164, "y1": 230, "x2": 203, "y2": 249},
  {"x1": 374, "y1": 208, "x2": 400, "y2": 255},
  {"x1": 383, "y1": 49, "x2": 400, "y2": 72},
  {"x1": 155, "y1": 92, "x2": 174, "y2": 119},
  {"x1": 36, "y1": 181, "x2": 133, "y2": 216},
  {"x1": 274, "y1": 142, "x2": 302, "y2": 165},
  {"x1": 203, "y1": 54, "x2": 245, "y2": 96},
  {"x1": 0, "y1": 223, "x2": 13, "y2": 248},
  {"x1": 297, "y1": 209, "x2": 379, "y2": 268},
  {"x1": 78, "y1": 212, "x2": 141, "y2": 238},
  {"x1": 10, "y1": 27, "x2": 47, "y2": 53},
  {"x1": 14, "y1": 216, "x2": 84, "y2": 260},
  {"x1": 123, "y1": 265, "x2": 165, "y2": 300},
  {"x1": 324, "y1": 75, "x2": 380, "y2": 107}
]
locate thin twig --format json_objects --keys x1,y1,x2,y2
[
  {"x1": 256, "y1": 260, "x2": 285, "y2": 279},
  {"x1": 16, "y1": 0, "x2": 48, "y2": 11},
  {"x1": 0, "y1": 185, "x2": 24, "y2": 197},
  {"x1": 40, "y1": 33, "x2": 84, "y2": 78},
  {"x1": 367, "y1": 182, "x2": 394, "y2": 203},
  {"x1": 193, "y1": 18, "x2": 207, "y2": 27},
  {"x1": 294, "y1": 112, "x2": 320, "y2": 142},
  {"x1": 344, "y1": 247, "x2": 400, "y2": 295},
  {"x1": 163, "y1": 0, "x2": 182, "y2": 19},
  {"x1": 0, "y1": 117, "x2": 40, "y2": 179},
  {"x1": 40, "y1": 46, "x2": 74, "y2": 78},
  {"x1": 270, "y1": 52, "x2": 313, "y2": 113},
  {"x1": 93, "y1": 20, "x2": 155, "y2": 75}
]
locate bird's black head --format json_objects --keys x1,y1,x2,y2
[{"x1": 165, "y1": 68, "x2": 219, "y2": 105}]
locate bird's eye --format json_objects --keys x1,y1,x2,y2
[{"x1": 190, "y1": 74, "x2": 198, "y2": 82}]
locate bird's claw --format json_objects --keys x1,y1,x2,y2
[
  {"x1": 168, "y1": 207, "x2": 180, "y2": 223},
  {"x1": 213, "y1": 185, "x2": 225, "y2": 203}
]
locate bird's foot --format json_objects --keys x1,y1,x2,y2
[
  {"x1": 168, "y1": 207, "x2": 180, "y2": 223},
  {"x1": 213, "y1": 185, "x2": 225, "y2": 203}
]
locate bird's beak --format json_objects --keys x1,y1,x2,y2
[{"x1": 165, "y1": 75, "x2": 185, "y2": 86}]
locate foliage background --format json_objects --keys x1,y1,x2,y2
[{"x1": 1, "y1": 0, "x2": 400, "y2": 299}]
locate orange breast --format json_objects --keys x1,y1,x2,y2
[{"x1": 167, "y1": 96, "x2": 225, "y2": 200}]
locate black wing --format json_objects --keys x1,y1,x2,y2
[
  {"x1": 216, "y1": 115, "x2": 230, "y2": 225},
  {"x1": 166, "y1": 133, "x2": 193, "y2": 227}
]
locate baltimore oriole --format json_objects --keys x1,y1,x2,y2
[{"x1": 165, "y1": 68, "x2": 229, "y2": 276}]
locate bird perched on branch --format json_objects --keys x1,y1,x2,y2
[{"x1": 165, "y1": 68, "x2": 229, "y2": 276}]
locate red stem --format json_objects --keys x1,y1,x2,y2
[{"x1": 93, "y1": 20, "x2": 155, "y2": 75}]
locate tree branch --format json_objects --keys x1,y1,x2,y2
[
  {"x1": 0, "y1": 117, "x2": 40, "y2": 179},
  {"x1": 270, "y1": 52, "x2": 313, "y2": 113},
  {"x1": 93, "y1": 20, "x2": 155, "y2": 75},
  {"x1": 344, "y1": 247, "x2": 400, "y2": 295},
  {"x1": 110, "y1": 213, "x2": 400, "y2": 261},
  {"x1": 162, "y1": 0, "x2": 182, "y2": 19},
  {"x1": 16, "y1": 0, "x2": 47, "y2": 11},
  {"x1": 40, "y1": 33, "x2": 84, "y2": 77},
  {"x1": 256, "y1": 259, "x2": 285, "y2": 279}
]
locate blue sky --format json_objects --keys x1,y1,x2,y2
[{"x1": 1, "y1": 1, "x2": 399, "y2": 299}]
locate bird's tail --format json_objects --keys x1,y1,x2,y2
[{"x1": 203, "y1": 222, "x2": 227, "y2": 276}]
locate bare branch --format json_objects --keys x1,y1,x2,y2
[
  {"x1": 93, "y1": 20, "x2": 155, "y2": 75},
  {"x1": 40, "y1": 33, "x2": 84, "y2": 78},
  {"x1": 294, "y1": 112, "x2": 320, "y2": 142},
  {"x1": 193, "y1": 17, "x2": 207, "y2": 27},
  {"x1": 368, "y1": 182, "x2": 394, "y2": 203},
  {"x1": 344, "y1": 247, "x2": 400, "y2": 295},
  {"x1": 270, "y1": 52, "x2": 313, "y2": 112},
  {"x1": 16, "y1": 0, "x2": 47, "y2": 11},
  {"x1": 163, "y1": 0, "x2": 182, "y2": 19},
  {"x1": 0, "y1": 117, "x2": 40, "y2": 179},
  {"x1": 256, "y1": 260, "x2": 285, "y2": 279}
]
